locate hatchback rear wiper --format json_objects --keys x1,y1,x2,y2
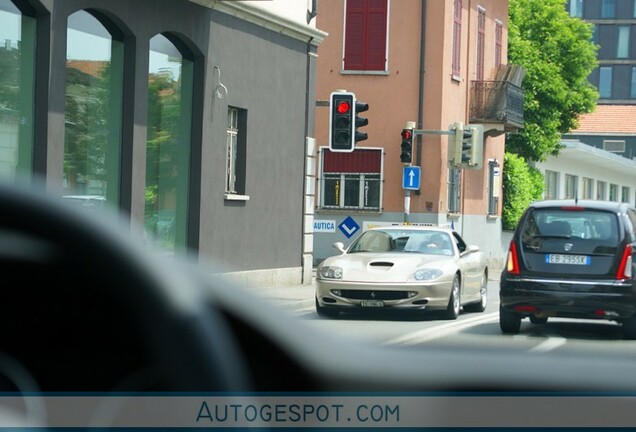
[{"x1": 532, "y1": 234, "x2": 571, "y2": 239}]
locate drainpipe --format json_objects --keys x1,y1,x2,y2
[
  {"x1": 460, "y1": 0, "x2": 473, "y2": 237},
  {"x1": 415, "y1": 0, "x2": 426, "y2": 198}
]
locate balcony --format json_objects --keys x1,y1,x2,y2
[{"x1": 469, "y1": 80, "x2": 524, "y2": 136}]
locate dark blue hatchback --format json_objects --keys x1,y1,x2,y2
[{"x1": 499, "y1": 199, "x2": 636, "y2": 339}]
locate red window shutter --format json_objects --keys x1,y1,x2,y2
[
  {"x1": 345, "y1": 0, "x2": 365, "y2": 70},
  {"x1": 365, "y1": 0, "x2": 387, "y2": 70},
  {"x1": 323, "y1": 149, "x2": 381, "y2": 174},
  {"x1": 495, "y1": 21, "x2": 502, "y2": 69},
  {"x1": 452, "y1": 0, "x2": 462, "y2": 77},
  {"x1": 344, "y1": 0, "x2": 387, "y2": 71},
  {"x1": 476, "y1": 8, "x2": 485, "y2": 81}
]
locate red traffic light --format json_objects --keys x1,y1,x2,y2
[
  {"x1": 336, "y1": 100, "x2": 351, "y2": 114},
  {"x1": 401, "y1": 128, "x2": 413, "y2": 164}
]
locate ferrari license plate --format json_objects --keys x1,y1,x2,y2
[
  {"x1": 546, "y1": 254, "x2": 591, "y2": 265},
  {"x1": 361, "y1": 300, "x2": 384, "y2": 307}
]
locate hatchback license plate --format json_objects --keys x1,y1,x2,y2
[
  {"x1": 546, "y1": 254, "x2": 591, "y2": 265},
  {"x1": 361, "y1": 300, "x2": 384, "y2": 307}
]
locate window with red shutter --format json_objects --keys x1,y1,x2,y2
[
  {"x1": 495, "y1": 20, "x2": 502, "y2": 70},
  {"x1": 320, "y1": 148, "x2": 383, "y2": 210},
  {"x1": 452, "y1": 0, "x2": 462, "y2": 78},
  {"x1": 476, "y1": 7, "x2": 485, "y2": 81},
  {"x1": 344, "y1": 0, "x2": 388, "y2": 71}
]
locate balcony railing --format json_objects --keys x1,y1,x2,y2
[{"x1": 469, "y1": 80, "x2": 524, "y2": 132}]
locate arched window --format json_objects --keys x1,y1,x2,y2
[
  {"x1": 145, "y1": 34, "x2": 193, "y2": 254},
  {"x1": 0, "y1": 0, "x2": 36, "y2": 183},
  {"x1": 64, "y1": 10, "x2": 123, "y2": 210}
]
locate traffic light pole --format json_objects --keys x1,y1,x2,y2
[
  {"x1": 402, "y1": 126, "x2": 453, "y2": 223},
  {"x1": 401, "y1": 123, "x2": 483, "y2": 222},
  {"x1": 413, "y1": 129, "x2": 454, "y2": 136}
]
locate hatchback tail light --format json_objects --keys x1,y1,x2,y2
[
  {"x1": 506, "y1": 241, "x2": 520, "y2": 275},
  {"x1": 616, "y1": 244, "x2": 633, "y2": 280}
]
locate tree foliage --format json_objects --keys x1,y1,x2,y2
[
  {"x1": 506, "y1": 0, "x2": 598, "y2": 162},
  {"x1": 0, "y1": 48, "x2": 20, "y2": 110},
  {"x1": 502, "y1": 152, "x2": 544, "y2": 230}
]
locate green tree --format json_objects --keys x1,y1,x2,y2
[
  {"x1": 0, "y1": 48, "x2": 20, "y2": 109},
  {"x1": 502, "y1": 152, "x2": 544, "y2": 231},
  {"x1": 506, "y1": 0, "x2": 598, "y2": 162},
  {"x1": 502, "y1": 0, "x2": 599, "y2": 229}
]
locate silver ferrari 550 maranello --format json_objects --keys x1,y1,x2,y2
[{"x1": 315, "y1": 225, "x2": 488, "y2": 319}]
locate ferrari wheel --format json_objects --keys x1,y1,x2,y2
[
  {"x1": 443, "y1": 275, "x2": 461, "y2": 320},
  {"x1": 464, "y1": 271, "x2": 488, "y2": 313}
]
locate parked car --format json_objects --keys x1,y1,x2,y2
[
  {"x1": 62, "y1": 194, "x2": 106, "y2": 212},
  {"x1": 500, "y1": 199, "x2": 636, "y2": 338},
  {"x1": 315, "y1": 225, "x2": 488, "y2": 319}
]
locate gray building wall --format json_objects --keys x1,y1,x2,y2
[
  {"x1": 26, "y1": 0, "x2": 324, "y2": 287},
  {"x1": 202, "y1": 10, "x2": 317, "y2": 278}
]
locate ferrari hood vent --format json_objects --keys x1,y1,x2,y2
[{"x1": 369, "y1": 261, "x2": 394, "y2": 268}]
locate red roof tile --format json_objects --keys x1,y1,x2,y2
[
  {"x1": 571, "y1": 105, "x2": 636, "y2": 134},
  {"x1": 66, "y1": 60, "x2": 108, "y2": 79}
]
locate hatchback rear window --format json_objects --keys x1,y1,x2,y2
[
  {"x1": 522, "y1": 209, "x2": 618, "y2": 243},
  {"x1": 518, "y1": 207, "x2": 621, "y2": 275}
]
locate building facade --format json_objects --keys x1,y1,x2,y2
[
  {"x1": 568, "y1": 0, "x2": 636, "y2": 105},
  {"x1": 0, "y1": 0, "x2": 326, "y2": 286},
  {"x1": 538, "y1": 105, "x2": 636, "y2": 207},
  {"x1": 542, "y1": 0, "x2": 636, "y2": 207},
  {"x1": 312, "y1": 0, "x2": 521, "y2": 269}
]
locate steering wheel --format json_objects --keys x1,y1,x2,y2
[{"x1": 0, "y1": 181, "x2": 251, "y2": 394}]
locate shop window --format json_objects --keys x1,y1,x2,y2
[
  {"x1": 319, "y1": 147, "x2": 382, "y2": 211},
  {"x1": 64, "y1": 10, "x2": 123, "y2": 208},
  {"x1": 0, "y1": 0, "x2": 35, "y2": 183},
  {"x1": 145, "y1": 33, "x2": 193, "y2": 254}
]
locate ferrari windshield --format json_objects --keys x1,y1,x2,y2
[{"x1": 348, "y1": 229, "x2": 454, "y2": 256}]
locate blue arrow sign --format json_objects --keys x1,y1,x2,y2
[
  {"x1": 338, "y1": 216, "x2": 360, "y2": 239},
  {"x1": 402, "y1": 166, "x2": 421, "y2": 190}
]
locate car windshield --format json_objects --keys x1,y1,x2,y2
[
  {"x1": 5, "y1": 0, "x2": 636, "y2": 428},
  {"x1": 348, "y1": 229, "x2": 454, "y2": 255}
]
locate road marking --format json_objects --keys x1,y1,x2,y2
[
  {"x1": 383, "y1": 312, "x2": 499, "y2": 346},
  {"x1": 528, "y1": 337, "x2": 567, "y2": 352}
]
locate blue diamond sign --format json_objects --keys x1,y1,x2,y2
[{"x1": 338, "y1": 216, "x2": 360, "y2": 239}]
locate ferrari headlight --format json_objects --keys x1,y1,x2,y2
[
  {"x1": 318, "y1": 266, "x2": 343, "y2": 280},
  {"x1": 410, "y1": 268, "x2": 443, "y2": 281}
]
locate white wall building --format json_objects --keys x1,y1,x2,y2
[{"x1": 533, "y1": 140, "x2": 636, "y2": 205}]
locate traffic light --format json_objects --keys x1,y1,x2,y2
[
  {"x1": 329, "y1": 91, "x2": 369, "y2": 152},
  {"x1": 400, "y1": 128, "x2": 413, "y2": 164},
  {"x1": 449, "y1": 122, "x2": 484, "y2": 169},
  {"x1": 329, "y1": 91, "x2": 355, "y2": 152},
  {"x1": 354, "y1": 100, "x2": 369, "y2": 143}
]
